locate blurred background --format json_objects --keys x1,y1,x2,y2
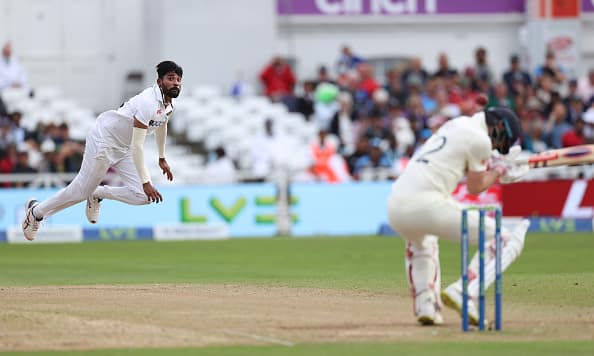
[{"x1": 0, "y1": 0, "x2": 593, "y2": 239}]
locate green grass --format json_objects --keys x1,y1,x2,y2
[
  {"x1": 4, "y1": 341, "x2": 594, "y2": 356},
  {"x1": 1, "y1": 233, "x2": 593, "y2": 355}
]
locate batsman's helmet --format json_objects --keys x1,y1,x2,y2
[{"x1": 484, "y1": 107, "x2": 522, "y2": 154}]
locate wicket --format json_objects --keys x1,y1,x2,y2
[{"x1": 461, "y1": 205, "x2": 503, "y2": 331}]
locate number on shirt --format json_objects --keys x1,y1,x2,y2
[{"x1": 416, "y1": 136, "x2": 447, "y2": 164}]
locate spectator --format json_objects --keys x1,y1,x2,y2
[
  {"x1": 11, "y1": 149, "x2": 37, "y2": 188},
  {"x1": 577, "y1": 69, "x2": 594, "y2": 104},
  {"x1": 353, "y1": 137, "x2": 392, "y2": 181},
  {"x1": 561, "y1": 118, "x2": 587, "y2": 147},
  {"x1": 312, "y1": 82, "x2": 340, "y2": 132},
  {"x1": 0, "y1": 41, "x2": 29, "y2": 92},
  {"x1": 309, "y1": 129, "x2": 351, "y2": 183},
  {"x1": 20, "y1": 135, "x2": 42, "y2": 170},
  {"x1": 37, "y1": 138, "x2": 58, "y2": 173},
  {"x1": 247, "y1": 118, "x2": 282, "y2": 182},
  {"x1": 488, "y1": 83, "x2": 514, "y2": 109},
  {"x1": 563, "y1": 79, "x2": 580, "y2": 106},
  {"x1": 49, "y1": 123, "x2": 84, "y2": 173},
  {"x1": 364, "y1": 108, "x2": 396, "y2": 146},
  {"x1": 401, "y1": 57, "x2": 429, "y2": 97},
  {"x1": 0, "y1": 118, "x2": 16, "y2": 150},
  {"x1": 543, "y1": 102, "x2": 571, "y2": 148},
  {"x1": 336, "y1": 45, "x2": 364, "y2": 76},
  {"x1": 346, "y1": 136, "x2": 370, "y2": 174},
  {"x1": 202, "y1": 147, "x2": 236, "y2": 184},
  {"x1": 420, "y1": 78, "x2": 439, "y2": 114},
  {"x1": 259, "y1": 56, "x2": 296, "y2": 101},
  {"x1": 328, "y1": 91, "x2": 356, "y2": 155},
  {"x1": 473, "y1": 47, "x2": 494, "y2": 87},
  {"x1": 357, "y1": 62, "x2": 380, "y2": 99},
  {"x1": 535, "y1": 74, "x2": 555, "y2": 112},
  {"x1": 0, "y1": 144, "x2": 17, "y2": 187},
  {"x1": 433, "y1": 53, "x2": 457, "y2": 78},
  {"x1": 535, "y1": 51, "x2": 565, "y2": 84},
  {"x1": 502, "y1": 54, "x2": 531, "y2": 96},
  {"x1": 390, "y1": 103, "x2": 415, "y2": 156},
  {"x1": 361, "y1": 87, "x2": 390, "y2": 120},
  {"x1": 384, "y1": 66, "x2": 406, "y2": 106},
  {"x1": 405, "y1": 94, "x2": 428, "y2": 134},
  {"x1": 522, "y1": 119, "x2": 547, "y2": 153},
  {"x1": 315, "y1": 65, "x2": 335, "y2": 86},
  {"x1": 8, "y1": 111, "x2": 25, "y2": 146},
  {"x1": 295, "y1": 80, "x2": 316, "y2": 121},
  {"x1": 338, "y1": 69, "x2": 367, "y2": 117},
  {"x1": 565, "y1": 94, "x2": 584, "y2": 125}
]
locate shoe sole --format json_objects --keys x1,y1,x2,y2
[
  {"x1": 418, "y1": 315, "x2": 436, "y2": 326},
  {"x1": 23, "y1": 198, "x2": 38, "y2": 241},
  {"x1": 441, "y1": 290, "x2": 481, "y2": 327}
]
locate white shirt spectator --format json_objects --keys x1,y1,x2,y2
[
  {"x1": 577, "y1": 70, "x2": 594, "y2": 103},
  {"x1": 203, "y1": 148, "x2": 236, "y2": 184},
  {"x1": 0, "y1": 42, "x2": 28, "y2": 91}
]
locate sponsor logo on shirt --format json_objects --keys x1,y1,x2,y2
[{"x1": 148, "y1": 120, "x2": 164, "y2": 127}]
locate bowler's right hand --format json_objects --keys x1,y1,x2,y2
[{"x1": 143, "y1": 182, "x2": 163, "y2": 203}]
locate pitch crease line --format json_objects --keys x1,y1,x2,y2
[{"x1": 220, "y1": 329, "x2": 295, "y2": 347}]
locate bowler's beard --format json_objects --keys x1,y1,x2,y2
[{"x1": 162, "y1": 86, "x2": 180, "y2": 98}]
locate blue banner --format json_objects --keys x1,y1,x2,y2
[
  {"x1": 527, "y1": 217, "x2": 593, "y2": 233},
  {"x1": 290, "y1": 182, "x2": 390, "y2": 236},
  {"x1": 83, "y1": 227, "x2": 154, "y2": 241}
]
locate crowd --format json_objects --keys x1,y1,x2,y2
[
  {"x1": 0, "y1": 41, "x2": 84, "y2": 187},
  {"x1": 2, "y1": 40, "x2": 594, "y2": 187},
  {"x1": 258, "y1": 45, "x2": 594, "y2": 182}
]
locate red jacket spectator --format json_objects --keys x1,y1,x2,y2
[
  {"x1": 259, "y1": 56, "x2": 296, "y2": 98},
  {"x1": 561, "y1": 118, "x2": 586, "y2": 147},
  {"x1": 357, "y1": 63, "x2": 379, "y2": 97}
]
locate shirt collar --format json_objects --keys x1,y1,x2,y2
[
  {"x1": 153, "y1": 84, "x2": 176, "y2": 109},
  {"x1": 153, "y1": 84, "x2": 164, "y2": 104}
]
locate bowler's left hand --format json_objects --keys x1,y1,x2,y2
[{"x1": 159, "y1": 158, "x2": 173, "y2": 181}]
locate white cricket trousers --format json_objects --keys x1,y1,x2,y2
[
  {"x1": 34, "y1": 128, "x2": 149, "y2": 219},
  {"x1": 387, "y1": 191, "x2": 525, "y2": 306}
]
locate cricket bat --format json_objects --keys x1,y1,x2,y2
[{"x1": 516, "y1": 144, "x2": 594, "y2": 169}]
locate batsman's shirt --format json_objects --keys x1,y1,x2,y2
[
  {"x1": 392, "y1": 112, "x2": 492, "y2": 197},
  {"x1": 95, "y1": 85, "x2": 174, "y2": 150}
]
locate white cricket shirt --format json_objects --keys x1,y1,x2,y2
[
  {"x1": 95, "y1": 85, "x2": 174, "y2": 149},
  {"x1": 392, "y1": 111, "x2": 492, "y2": 197}
]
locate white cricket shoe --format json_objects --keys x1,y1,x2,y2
[
  {"x1": 86, "y1": 196, "x2": 102, "y2": 224},
  {"x1": 416, "y1": 291, "x2": 444, "y2": 326},
  {"x1": 22, "y1": 198, "x2": 41, "y2": 241},
  {"x1": 441, "y1": 284, "x2": 484, "y2": 327}
]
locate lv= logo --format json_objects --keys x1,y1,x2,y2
[{"x1": 180, "y1": 196, "x2": 298, "y2": 224}]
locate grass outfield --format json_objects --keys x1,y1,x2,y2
[
  {"x1": 1, "y1": 233, "x2": 593, "y2": 355},
  {"x1": 6, "y1": 341, "x2": 594, "y2": 356}
]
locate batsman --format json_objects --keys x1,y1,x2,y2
[{"x1": 387, "y1": 106, "x2": 531, "y2": 326}]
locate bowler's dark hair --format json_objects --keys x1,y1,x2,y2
[{"x1": 156, "y1": 61, "x2": 183, "y2": 79}]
